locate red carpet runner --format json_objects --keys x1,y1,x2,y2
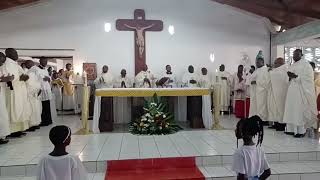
[{"x1": 106, "y1": 157, "x2": 205, "y2": 180}]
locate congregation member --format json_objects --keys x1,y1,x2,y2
[
  {"x1": 267, "y1": 58, "x2": 288, "y2": 131},
  {"x1": 244, "y1": 66, "x2": 255, "y2": 118},
  {"x1": 52, "y1": 72, "x2": 63, "y2": 111},
  {"x1": 283, "y1": 49, "x2": 318, "y2": 138},
  {"x1": 36, "y1": 58, "x2": 53, "y2": 126},
  {"x1": 199, "y1": 67, "x2": 213, "y2": 129},
  {"x1": 157, "y1": 65, "x2": 177, "y2": 88},
  {"x1": 214, "y1": 64, "x2": 231, "y2": 113},
  {"x1": 5, "y1": 48, "x2": 31, "y2": 137},
  {"x1": 25, "y1": 60, "x2": 42, "y2": 131},
  {"x1": 134, "y1": 64, "x2": 154, "y2": 88},
  {"x1": 232, "y1": 65, "x2": 246, "y2": 118},
  {"x1": 249, "y1": 57, "x2": 269, "y2": 124},
  {"x1": 0, "y1": 52, "x2": 13, "y2": 144},
  {"x1": 113, "y1": 69, "x2": 132, "y2": 124},
  {"x1": 182, "y1": 65, "x2": 199, "y2": 88}
]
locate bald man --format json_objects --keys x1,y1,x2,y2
[{"x1": 267, "y1": 58, "x2": 289, "y2": 131}]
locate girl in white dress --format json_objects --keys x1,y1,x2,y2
[
  {"x1": 37, "y1": 126, "x2": 88, "y2": 180},
  {"x1": 232, "y1": 116, "x2": 271, "y2": 180}
]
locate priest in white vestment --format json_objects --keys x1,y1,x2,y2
[
  {"x1": 213, "y1": 64, "x2": 231, "y2": 112},
  {"x1": 113, "y1": 69, "x2": 132, "y2": 124},
  {"x1": 157, "y1": 65, "x2": 177, "y2": 88},
  {"x1": 249, "y1": 57, "x2": 269, "y2": 122},
  {"x1": 35, "y1": 58, "x2": 53, "y2": 126},
  {"x1": 25, "y1": 60, "x2": 42, "y2": 131},
  {"x1": 4, "y1": 48, "x2": 31, "y2": 137},
  {"x1": 62, "y1": 63, "x2": 76, "y2": 111},
  {"x1": 0, "y1": 52, "x2": 12, "y2": 144},
  {"x1": 267, "y1": 58, "x2": 288, "y2": 131},
  {"x1": 134, "y1": 64, "x2": 155, "y2": 88},
  {"x1": 94, "y1": 65, "x2": 114, "y2": 89},
  {"x1": 182, "y1": 65, "x2": 199, "y2": 88},
  {"x1": 52, "y1": 72, "x2": 63, "y2": 111},
  {"x1": 199, "y1": 67, "x2": 213, "y2": 129},
  {"x1": 283, "y1": 49, "x2": 318, "y2": 137},
  {"x1": 232, "y1": 65, "x2": 246, "y2": 118}
]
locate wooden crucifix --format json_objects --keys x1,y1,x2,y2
[{"x1": 116, "y1": 9, "x2": 163, "y2": 75}]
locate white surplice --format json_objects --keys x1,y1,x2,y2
[
  {"x1": 283, "y1": 60, "x2": 318, "y2": 134},
  {"x1": 199, "y1": 74, "x2": 213, "y2": 129},
  {"x1": 113, "y1": 76, "x2": 132, "y2": 124},
  {"x1": 160, "y1": 72, "x2": 177, "y2": 88},
  {"x1": 135, "y1": 70, "x2": 154, "y2": 88},
  {"x1": 249, "y1": 66, "x2": 269, "y2": 120},
  {"x1": 213, "y1": 71, "x2": 231, "y2": 111},
  {"x1": 4, "y1": 58, "x2": 31, "y2": 132},
  {"x1": 0, "y1": 65, "x2": 10, "y2": 138},
  {"x1": 267, "y1": 65, "x2": 289, "y2": 123},
  {"x1": 26, "y1": 67, "x2": 42, "y2": 127}
]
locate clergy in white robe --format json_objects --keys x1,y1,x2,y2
[
  {"x1": 134, "y1": 64, "x2": 155, "y2": 88},
  {"x1": 94, "y1": 65, "x2": 115, "y2": 132},
  {"x1": 182, "y1": 65, "x2": 199, "y2": 88},
  {"x1": 267, "y1": 58, "x2": 288, "y2": 131},
  {"x1": 199, "y1": 67, "x2": 213, "y2": 129},
  {"x1": 52, "y1": 72, "x2": 63, "y2": 111},
  {"x1": 0, "y1": 53, "x2": 12, "y2": 144},
  {"x1": 73, "y1": 73, "x2": 83, "y2": 114},
  {"x1": 283, "y1": 49, "x2": 318, "y2": 137},
  {"x1": 35, "y1": 58, "x2": 53, "y2": 126},
  {"x1": 113, "y1": 69, "x2": 132, "y2": 124},
  {"x1": 62, "y1": 63, "x2": 76, "y2": 111},
  {"x1": 25, "y1": 60, "x2": 42, "y2": 130},
  {"x1": 157, "y1": 65, "x2": 177, "y2": 88},
  {"x1": 4, "y1": 48, "x2": 31, "y2": 135},
  {"x1": 232, "y1": 65, "x2": 246, "y2": 118},
  {"x1": 213, "y1": 64, "x2": 231, "y2": 112},
  {"x1": 249, "y1": 58, "x2": 269, "y2": 121}
]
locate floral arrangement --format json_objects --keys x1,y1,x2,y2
[{"x1": 129, "y1": 94, "x2": 182, "y2": 135}]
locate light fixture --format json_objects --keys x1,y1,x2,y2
[
  {"x1": 168, "y1": 25, "x2": 175, "y2": 35},
  {"x1": 104, "y1": 23, "x2": 111, "y2": 32},
  {"x1": 210, "y1": 53, "x2": 215, "y2": 63}
]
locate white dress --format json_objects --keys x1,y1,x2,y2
[
  {"x1": 37, "y1": 154, "x2": 88, "y2": 180},
  {"x1": 199, "y1": 74, "x2": 213, "y2": 129}
]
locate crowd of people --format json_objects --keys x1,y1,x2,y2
[{"x1": 0, "y1": 48, "x2": 81, "y2": 144}]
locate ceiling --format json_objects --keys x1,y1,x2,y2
[
  {"x1": 0, "y1": 0, "x2": 39, "y2": 11},
  {"x1": 211, "y1": 0, "x2": 320, "y2": 30}
]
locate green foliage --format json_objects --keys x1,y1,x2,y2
[{"x1": 129, "y1": 94, "x2": 182, "y2": 135}]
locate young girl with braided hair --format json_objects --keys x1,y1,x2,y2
[{"x1": 232, "y1": 116, "x2": 271, "y2": 180}]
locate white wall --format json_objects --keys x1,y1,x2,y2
[{"x1": 0, "y1": 0, "x2": 270, "y2": 79}]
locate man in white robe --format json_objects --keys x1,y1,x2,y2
[
  {"x1": 0, "y1": 52, "x2": 13, "y2": 144},
  {"x1": 113, "y1": 69, "x2": 132, "y2": 124},
  {"x1": 267, "y1": 58, "x2": 289, "y2": 131},
  {"x1": 25, "y1": 60, "x2": 42, "y2": 131},
  {"x1": 182, "y1": 65, "x2": 199, "y2": 88},
  {"x1": 4, "y1": 48, "x2": 31, "y2": 137},
  {"x1": 213, "y1": 64, "x2": 231, "y2": 112},
  {"x1": 35, "y1": 58, "x2": 53, "y2": 126},
  {"x1": 52, "y1": 72, "x2": 63, "y2": 111},
  {"x1": 94, "y1": 65, "x2": 114, "y2": 89},
  {"x1": 232, "y1": 65, "x2": 246, "y2": 118},
  {"x1": 199, "y1": 67, "x2": 213, "y2": 129},
  {"x1": 249, "y1": 57, "x2": 269, "y2": 122},
  {"x1": 134, "y1": 64, "x2": 155, "y2": 88},
  {"x1": 158, "y1": 65, "x2": 177, "y2": 88},
  {"x1": 244, "y1": 66, "x2": 255, "y2": 118},
  {"x1": 283, "y1": 49, "x2": 318, "y2": 138}
]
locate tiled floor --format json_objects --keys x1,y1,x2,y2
[
  {"x1": 0, "y1": 173, "x2": 105, "y2": 180},
  {"x1": 1, "y1": 115, "x2": 320, "y2": 179}
]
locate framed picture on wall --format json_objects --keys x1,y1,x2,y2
[{"x1": 83, "y1": 63, "x2": 97, "y2": 81}]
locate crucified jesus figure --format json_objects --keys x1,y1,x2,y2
[{"x1": 124, "y1": 23, "x2": 155, "y2": 58}]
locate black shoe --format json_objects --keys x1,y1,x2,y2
[
  {"x1": 0, "y1": 139, "x2": 9, "y2": 145},
  {"x1": 294, "y1": 134, "x2": 305, "y2": 138},
  {"x1": 7, "y1": 132, "x2": 24, "y2": 138},
  {"x1": 34, "y1": 126, "x2": 40, "y2": 129},
  {"x1": 26, "y1": 127, "x2": 36, "y2": 132},
  {"x1": 284, "y1": 132, "x2": 294, "y2": 135}
]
